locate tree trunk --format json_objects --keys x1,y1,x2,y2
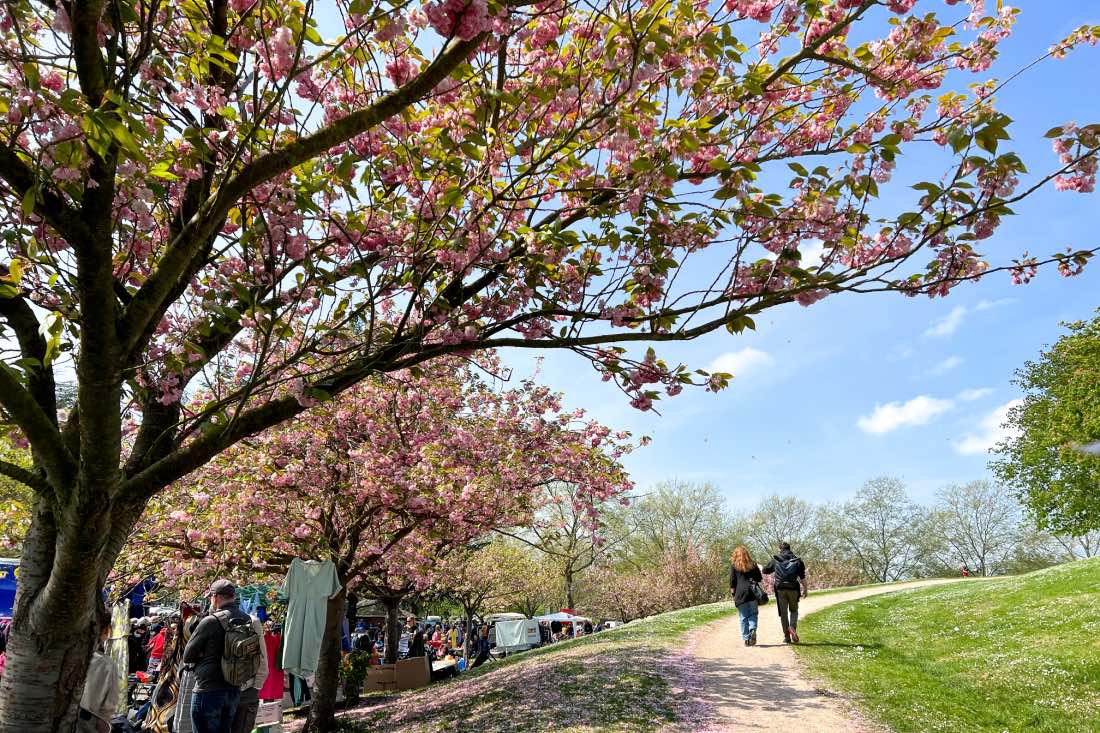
[
  {"x1": 382, "y1": 597, "x2": 401, "y2": 665},
  {"x1": 0, "y1": 498, "x2": 110, "y2": 733},
  {"x1": 303, "y1": 586, "x2": 347, "y2": 733},
  {"x1": 564, "y1": 568, "x2": 575, "y2": 610},
  {"x1": 463, "y1": 611, "x2": 473, "y2": 664}
]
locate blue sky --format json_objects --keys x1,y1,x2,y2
[{"x1": 502, "y1": 1, "x2": 1100, "y2": 510}]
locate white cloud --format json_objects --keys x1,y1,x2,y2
[
  {"x1": 954, "y1": 399, "x2": 1023, "y2": 455},
  {"x1": 857, "y1": 395, "x2": 955, "y2": 435},
  {"x1": 924, "y1": 306, "x2": 968, "y2": 338},
  {"x1": 924, "y1": 299, "x2": 1014, "y2": 339},
  {"x1": 888, "y1": 344, "x2": 917, "y2": 362},
  {"x1": 926, "y1": 356, "x2": 963, "y2": 376},
  {"x1": 975, "y1": 298, "x2": 1015, "y2": 311},
  {"x1": 957, "y1": 387, "x2": 993, "y2": 402},
  {"x1": 708, "y1": 347, "x2": 773, "y2": 376}
]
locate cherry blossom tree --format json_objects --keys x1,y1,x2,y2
[
  {"x1": 1, "y1": 0, "x2": 1099, "y2": 727},
  {"x1": 117, "y1": 356, "x2": 631, "y2": 730}
]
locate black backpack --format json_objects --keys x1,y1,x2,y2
[{"x1": 772, "y1": 555, "x2": 801, "y2": 587}]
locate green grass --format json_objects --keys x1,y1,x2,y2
[{"x1": 796, "y1": 558, "x2": 1100, "y2": 733}]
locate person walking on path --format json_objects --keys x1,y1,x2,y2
[
  {"x1": 762, "y1": 542, "x2": 808, "y2": 644},
  {"x1": 729, "y1": 545, "x2": 764, "y2": 646},
  {"x1": 182, "y1": 579, "x2": 251, "y2": 733}
]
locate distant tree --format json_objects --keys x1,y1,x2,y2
[
  {"x1": 831, "y1": 477, "x2": 923, "y2": 582},
  {"x1": 612, "y1": 480, "x2": 736, "y2": 568},
  {"x1": 439, "y1": 542, "x2": 533, "y2": 661},
  {"x1": 504, "y1": 552, "x2": 561, "y2": 618},
  {"x1": 738, "y1": 494, "x2": 831, "y2": 562},
  {"x1": 1051, "y1": 530, "x2": 1100, "y2": 559},
  {"x1": 927, "y1": 480, "x2": 1028, "y2": 576},
  {"x1": 580, "y1": 565, "x2": 663, "y2": 623},
  {"x1": 504, "y1": 482, "x2": 623, "y2": 609},
  {"x1": 992, "y1": 313, "x2": 1100, "y2": 535},
  {"x1": 0, "y1": 437, "x2": 31, "y2": 554}
]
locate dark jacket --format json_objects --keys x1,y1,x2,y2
[
  {"x1": 182, "y1": 602, "x2": 249, "y2": 692},
  {"x1": 762, "y1": 550, "x2": 806, "y2": 591},
  {"x1": 729, "y1": 564, "x2": 763, "y2": 606}
]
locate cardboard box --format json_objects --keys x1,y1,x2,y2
[
  {"x1": 364, "y1": 663, "x2": 397, "y2": 692},
  {"x1": 254, "y1": 701, "x2": 282, "y2": 726},
  {"x1": 395, "y1": 655, "x2": 430, "y2": 691}
]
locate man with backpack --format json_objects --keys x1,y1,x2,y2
[
  {"x1": 762, "y1": 542, "x2": 808, "y2": 644},
  {"x1": 182, "y1": 579, "x2": 262, "y2": 733}
]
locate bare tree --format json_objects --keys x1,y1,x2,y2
[
  {"x1": 1050, "y1": 531, "x2": 1100, "y2": 560},
  {"x1": 737, "y1": 494, "x2": 831, "y2": 562},
  {"x1": 929, "y1": 480, "x2": 1028, "y2": 576},
  {"x1": 613, "y1": 480, "x2": 734, "y2": 567},
  {"x1": 831, "y1": 477, "x2": 923, "y2": 582}
]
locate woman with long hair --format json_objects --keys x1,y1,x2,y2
[{"x1": 730, "y1": 545, "x2": 764, "y2": 646}]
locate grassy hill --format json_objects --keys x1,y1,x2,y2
[
  {"x1": 796, "y1": 558, "x2": 1100, "y2": 733},
  {"x1": 324, "y1": 601, "x2": 741, "y2": 732}
]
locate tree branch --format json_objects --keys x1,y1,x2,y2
[
  {"x1": 0, "y1": 458, "x2": 48, "y2": 494},
  {"x1": 0, "y1": 366, "x2": 72, "y2": 491},
  {"x1": 0, "y1": 147, "x2": 93, "y2": 245},
  {"x1": 117, "y1": 31, "x2": 491, "y2": 363},
  {"x1": 0, "y1": 289, "x2": 57, "y2": 425}
]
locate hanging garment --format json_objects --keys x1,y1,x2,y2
[
  {"x1": 143, "y1": 621, "x2": 183, "y2": 733},
  {"x1": 258, "y1": 632, "x2": 284, "y2": 701},
  {"x1": 173, "y1": 667, "x2": 196, "y2": 733},
  {"x1": 289, "y1": 674, "x2": 312, "y2": 707},
  {"x1": 107, "y1": 603, "x2": 130, "y2": 716},
  {"x1": 237, "y1": 583, "x2": 273, "y2": 618},
  {"x1": 279, "y1": 558, "x2": 341, "y2": 678}
]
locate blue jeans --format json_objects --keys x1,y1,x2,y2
[
  {"x1": 191, "y1": 688, "x2": 241, "y2": 733},
  {"x1": 738, "y1": 601, "x2": 759, "y2": 640}
]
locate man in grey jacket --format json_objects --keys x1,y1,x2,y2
[{"x1": 182, "y1": 579, "x2": 250, "y2": 733}]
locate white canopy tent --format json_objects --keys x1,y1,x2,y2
[{"x1": 534, "y1": 611, "x2": 591, "y2": 638}]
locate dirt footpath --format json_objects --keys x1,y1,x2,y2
[{"x1": 687, "y1": 579, "x2": 964, "y2": 732}]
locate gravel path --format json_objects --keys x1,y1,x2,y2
[{"x1": 687, "y1": 579, "x2": 965, "y2": 732}]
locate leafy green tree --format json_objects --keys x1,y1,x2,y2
[
  {"x1": 992, "y1": 313, "x2": 1100, "y2": 535},
  {"x1": 0, "y1": 436, "x2": 32, "y2": 554}
]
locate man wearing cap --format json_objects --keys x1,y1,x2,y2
[{"x1": 182, "y1": 579, "x2": 250, "y2": 733}]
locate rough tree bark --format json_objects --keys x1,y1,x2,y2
[
  {"x1": 303, "y1": 586, "x2": 348, "y2": 733},
  {"x1": 382, "y1": 597, "x2": 402, "y2": 665}
]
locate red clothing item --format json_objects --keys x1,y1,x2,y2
[
  {"x1": 259, "y1": 632, "x2": 284, "y2": 701},
  {"x1": 148, "y1": 628, "x2": 167, "y2": 660}
]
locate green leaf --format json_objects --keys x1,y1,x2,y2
[
  {"x1": 1043, "y1": 126, "x2": 1064, "y2": 139},
  {"x1": 148, "y1": 161, "x2": 179, "y2": 181},
  {"x1": 20, "y1": 188, "x2": 35, "y2": 218},
  {"x1": 22, "y1": 63, "x2": 40, "y2": 90},
  {"x1": 846, "y1": 143, "x2": 871, "y2": 154}
]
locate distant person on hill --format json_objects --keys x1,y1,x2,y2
[
  {"x1": 729, "y1": 545, "x2": 764, "y2": 646},
  {"x1": 762, "y1": 541, "x2": 808, "y2": 644},
  {"x1": 960, "y1": 564, "x2": 971, "y2": 577}
]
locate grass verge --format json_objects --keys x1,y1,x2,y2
[
  {"x1": 795, "y1": 558, "x2": 1100, "y2": 733},
  {"x1": 304, "y1": 601, "x2": 740, "y2": 733}
]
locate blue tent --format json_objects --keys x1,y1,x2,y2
[{"x1": 0, "y1": 560, "x2": 18, "y2": 618}]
